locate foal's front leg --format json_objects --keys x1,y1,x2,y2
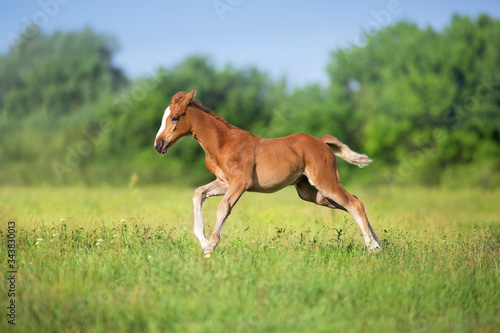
[
  {"x1": 204, "y1": 182, "x2": 248, "y2": 258},
  {"x1": 192, "y1": 179, "x2": 228, "y2": 249}
]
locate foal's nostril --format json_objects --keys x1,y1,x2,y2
[{"x1": 155, "y1": 140, "x2": 163, "y2": 152}]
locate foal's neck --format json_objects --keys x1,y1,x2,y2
[{"x1": 189, "y1": 106, "x2": 233, "y2": 156}]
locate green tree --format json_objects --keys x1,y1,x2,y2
[
  {"x1": 0, "y1": 27, "x2": 127, "y2": 185},
  {"x1": 327, "y1": 14, "x2": 500, "y2": 186},
  {"x1": 0, "y1": 26, "x2": 126, "y2": 118}
]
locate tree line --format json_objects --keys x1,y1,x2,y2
[{"x1": 1, "y1": 14, "x2": 499, "y2": 188}]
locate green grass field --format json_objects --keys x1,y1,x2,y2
[{"x1": 1, "y1": 185, "x2": 499, "y2": 332}]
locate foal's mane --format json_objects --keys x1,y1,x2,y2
[{"x1": 189, "y1": 99, "x2": 239, "y2": 130}]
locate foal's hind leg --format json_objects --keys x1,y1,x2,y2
[
  {"x1": 303, "y1": 170, "x2": 381, "y2": 251},
  {"x1": 295, "y1": 177, "x2": 346, "y2": 211}
]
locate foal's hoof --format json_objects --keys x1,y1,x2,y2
[{"x1": 204, "y1": 251, "x2": 213, "y2": 258}]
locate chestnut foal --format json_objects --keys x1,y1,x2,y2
[{"x1": 154, "y1": 89, "x2": 381, "y2": 257}]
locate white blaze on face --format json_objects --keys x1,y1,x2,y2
[{"x1": 154, "y1": 106, "x2": 171, "y2": 146}]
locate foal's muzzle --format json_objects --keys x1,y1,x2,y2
[{"x1": 155, "y1": 140, "x2": 169, "y2": 154}]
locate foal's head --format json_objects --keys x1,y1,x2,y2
[{"x1": 154, "y1": 88, "x2": 196, "y2": 154}]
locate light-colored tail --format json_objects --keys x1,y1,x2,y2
[{"x1": 321, "y1": 135, "x2": 373, "y2": 168}]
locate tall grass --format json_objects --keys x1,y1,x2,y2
[{"x1": 1, "y1": 186, "x2": 499, "y2": 332}]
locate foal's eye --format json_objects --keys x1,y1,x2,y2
[{"x1": 171, "y1": 116, "x2": 180, "y2": 122}]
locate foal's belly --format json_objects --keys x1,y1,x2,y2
[
  {"x1": 249, "y1": 146, "x2": 305, "y2": 193},
  {"x1": 248, "y1": 169, "x2": 303, "y2": 193}
]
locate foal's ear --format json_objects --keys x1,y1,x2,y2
[
  {"x1": 185, "y1": 88, "x2": 196, "y2": 103},
  {"x1": 178, "y1": 88, "x2": 196, "y2": 111},
  {"x1": 171, "y1": 88, "x2": 196, "y2": 113},
  {"x1": 171, "y1": 91, "x2": 185, "y2": 104}
]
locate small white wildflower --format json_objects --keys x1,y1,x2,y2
[
  {"x1": 112, "y1": 234, "x2": 119, "y2": 238},
  {"x1": 59, "y1": 219, "x2": 66, "y2": 222},
  {"x1": 97, "y1": 239, "x2": 104, "y2": 242},
  {"x1": 95, "y1": 242, "x2": 100, "y2": 246},
  {"x1": 147, "y1": 255, "x2": 152, "y2": 260}
]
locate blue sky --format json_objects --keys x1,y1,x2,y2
[{"x1": 1, "y1": 0, "x2": 499, "y2": 87}]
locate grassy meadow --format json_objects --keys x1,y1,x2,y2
[{"x1": 1, "y1": 185, "x2": 499, "y2": 332}]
